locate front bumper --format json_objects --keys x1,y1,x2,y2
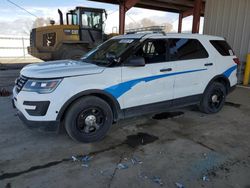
[
  {"x1": 12, "y1": 86, "x2": 63, "y2": 133},
  {"x1": 17, "y1": 110, "x2": 60, "y2": 132}
]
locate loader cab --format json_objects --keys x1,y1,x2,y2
[{"x1": 66, "y1": 7, "x2": 106, "y2": 43}]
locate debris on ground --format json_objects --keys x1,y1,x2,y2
[
  {"x1": 72, "y1": 156, "x2": 78, "y2": 162},
  {"x1": 175, "y1": 182, "x2": 185, "y2": 188},
  {"x1": 100, "y1": 170, "x2": 106, "y2": 175},
  {"x1": 0, "y1": 88, "x2": 11, "y2": 97},
  {"x1": 202, "y1": 175, "x2": 209, "y2": 181},
  {"x1": 71, "y1": 155, "x2": 93, "y2": 167},
  {"x1": 138, "y1": 172, "x2": 149, "y2": 179},
  {"x1": 131, "y1": 157, "x2": 143, "y2": 165},
  {"x1": 81, "y1": 155, "x2": 93, "y2": 167},
  {"x1": 81, "y1": 164, "x2": 89, "y2": 168},
  {"x1": 82, "y1": 155, "x2": 93, "y2": 163},
  {"x1": 117, "y1": 163, "x2": 129, "y2": 169},
  {"x1": 152, "y1": 176, "x2": 164, "y2": 186},
  {"x1": 139, "y1": 172, "x2": 164, "y2": 186}
]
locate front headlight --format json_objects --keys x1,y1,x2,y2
[{"x1": 22, "y1": 79, "x2": 62, "y2": 94}]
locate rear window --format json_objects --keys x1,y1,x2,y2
[
  {"x1": 168, "y1": 39, "x2": 209, "y2": 61},
  {"x1": 210, "y1": 40, "x2": 234, "y2": 56}
]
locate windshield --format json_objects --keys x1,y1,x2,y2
[{"x1": 82, "y1": 39, "x2": 137, "y2": 66}]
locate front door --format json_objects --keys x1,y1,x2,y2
[{"x1": 121, "y1": 39, "x2": 175, "y2": 110}]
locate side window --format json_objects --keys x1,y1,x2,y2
[
  {"x1": 67, "y1": 14, "x2": 78, "y2": 25},
  {"x1": 210, "y1": 40, "x2": 234, "y2": 56},
  {"x1": 168, "y1": 38, "x2": 208, "y2": 61},
  {"x1": 143, "y1": 42, "x2": 155, "y2": 55},
  {"x1": 81, "y1": 12, "x2": 102, "y2": 30},
  {"x1": 135, "y1": 39, "x2": 167, "y2": 64},
  {"x1": 81, "y1": 14, "x2": 88, "y2": 27}
]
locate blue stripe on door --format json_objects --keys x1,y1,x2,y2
[{"x1": 104, "y1": 68, "x2": 207, "y2": 99}]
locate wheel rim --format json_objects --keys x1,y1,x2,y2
[
  {"x1": 76, "y1": 107, "x2": 105, "y2": 134},
  {"x1": 208, "y1": 89, "x2": 224, "y2": 110}
]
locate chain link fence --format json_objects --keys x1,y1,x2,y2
[{"x1": 0, "y1": 36, "x2": 31, "y2": 58}]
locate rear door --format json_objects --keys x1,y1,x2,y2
[{"x1": 168, "y1": 38, "x2": 211, "y2": 101}]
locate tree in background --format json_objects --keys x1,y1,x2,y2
[
  {"x1": 0, "y1": 17, "x2": 53, "y2": 36},
  {"x1": 126, "y1": 18, "x2": 173, "y2": 32},
  {"x1": 21, "y1": 17, "x2": 52, "y2": 35},
  {"x1": 32, "y1": 17, "x2": 52, "y2": 28}
]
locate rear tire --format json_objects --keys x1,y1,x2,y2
[
  {"x1": 65, "y1": 96, "x2": 113, "y2": 143},
  {"x1": 199, "y1": 82, "x2": 226, "y2": 114}
]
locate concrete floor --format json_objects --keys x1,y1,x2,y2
[{"x1": 0, "y1": 68, "x2": 250, "y2": 188}]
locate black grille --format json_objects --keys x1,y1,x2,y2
[
  {"x1": 30, "y1": 28, "x2": 36, "y2": 47},
  {"x1": 15, "y1": 75, "x2": 28, "y2": 93}
]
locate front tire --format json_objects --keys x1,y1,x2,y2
[
  {"x1": 65, "y1": 96, "x2": 113, "y2": 143},
  {"x1": 199, "y1": 82, "x2": 226, "y2": 114}
]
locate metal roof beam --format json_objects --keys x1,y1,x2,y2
[
  {"x1": 155, "y1": 0, "x2": 195, "y2": 7},
  {"x1": 139, "y1": 0, "x2": 191, "y2": 11}
]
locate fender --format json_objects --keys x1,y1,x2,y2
[
  {"x1": 203, "y1": 74, "x2": 231, "y2": 94},
  {"x1": 56, "y1": 89, "x2": 123, "y2": 122}
]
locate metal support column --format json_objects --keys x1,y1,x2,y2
[
  {"x1": 118, "y1": 0, "x2": 140, "y2": 35},
  {"x1": 119, "y1": 2, "x2": 126, "y2": 35},
  {"x1": 192, "y1": 0, "x2": 202, "y2": 33},
  {"x1": 178, "y1": 13, "x2": 183, "y2": 33}
]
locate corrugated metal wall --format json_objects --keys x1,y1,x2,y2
[{"x1": 204, "y1": 0, "x2": 250, "y2": 62}]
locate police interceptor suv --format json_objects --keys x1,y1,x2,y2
[{"x1": 13, "y1": 33, "x2": 239, "y2": 143}]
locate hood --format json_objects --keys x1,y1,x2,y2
[{"x1": 20, "y1": 60, "x2": 105, "y2": 79}]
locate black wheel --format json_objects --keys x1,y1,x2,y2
[
  {"x1": 199, "y1": 82, "x2": 226, "y2": 114},
  {"x1": 65, "y1": 96, "x2": 113, "y2": 143}
]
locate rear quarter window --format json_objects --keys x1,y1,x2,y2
[{"x1": 210, "y1": 40, "x2": 234, "y2": 56}]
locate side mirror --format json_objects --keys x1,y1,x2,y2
[
  {"x1": 106, "y1": 52, "x2": 117, "y2": 63},
  {"x1": 124, "y1": 57, "x2": 145, "y2": 67}
]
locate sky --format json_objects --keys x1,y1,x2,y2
[{"x1": 0, "y1": 0, "x2": 203, "y2": 36}]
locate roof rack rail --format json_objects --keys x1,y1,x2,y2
[{"x1": 125, "y1": 26, "x2": 165, "y2": 34}]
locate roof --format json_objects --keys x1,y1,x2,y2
[
  {"x1": 88, "y1": 0, "x2": 205, "y2": 15},
  {"x1": 74, "y1": 6, "x2": 106, "y2": 12},
  {"x1": 113, "y1": 33, "x2": 224, "y2": 40}
]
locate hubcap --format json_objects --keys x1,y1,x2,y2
[
  {"x1": 85, "y1": 115, "x2": 97, "y2": 126},
  {"x1": 209, "y1": 89, "x2": 224, "y2": 110},
  {"x1": 211, "y1": 94, "x2": 219, "y2": 103},
  {"x1": 76, "y1": 107, "x2": 104, "y2": 134}
]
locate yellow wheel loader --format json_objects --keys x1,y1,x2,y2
[{"x1": 28, "y1": 7, "x2": 108, "y2": 60}]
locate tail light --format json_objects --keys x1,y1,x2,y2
[{"x1": 233, "y1": 58, "x2": 240, "y2": 65}]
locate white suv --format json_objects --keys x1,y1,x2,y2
[{"x1": 13, "y1": 33, "x2": 239, "y2": 142}]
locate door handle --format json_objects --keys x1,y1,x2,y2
[
  {"x1": 204, "y1": 63, "x2": 213, "y2": 66},
  {"x1": 160, "y1": 68, "x2": 172, "y2": 72}
]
